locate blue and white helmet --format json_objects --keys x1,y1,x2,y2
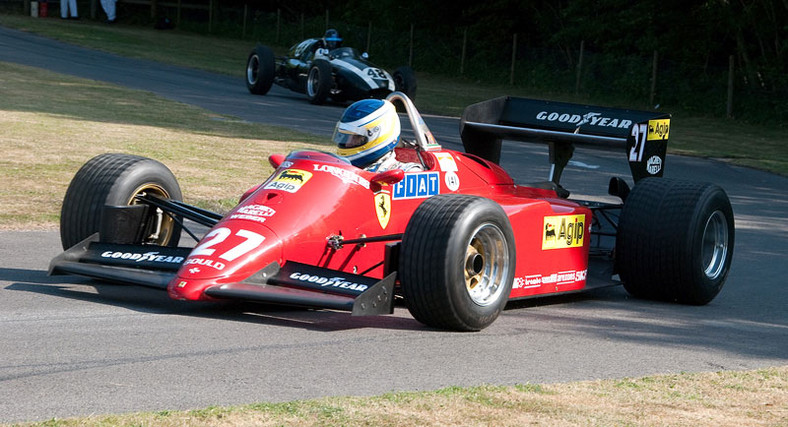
[
  {"x1": 334, "y1": 99, "x2": 400, "y2": 168},
  {"x1": 323, "y1": 29, "x2": 343, "y2": 50}
]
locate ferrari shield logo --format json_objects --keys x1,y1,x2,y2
[{"x1": 374, "y1": 192, "x2": 391, "y2": 229}]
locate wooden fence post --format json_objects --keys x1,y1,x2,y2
[
  {"x1": 366, "y1": 21, "x2": 372, "y2": 53},
  {"x1": 242, "y1": 3, "x2": 247, "y2": 38},
  {"x1": 208, "y1": 0, "x2": 212, "y2": 33},
  {"x1": 460, "y1": 28, "x2": 467, "y2": 75},
  {"x1": 177, "y1": 0, "x2": 181, "y2": 26},
  {"x1": 727, "y1": 55, "x2": 734, "y2": 118},
  {"x1": 575, "y1": 40, "x2": 584, "y2": 94},
  {"x1": 409, "y1": 23, "x2": 414, "y2": 67},
  {"x1": 650, "y1": 50, "x2": 658, "y2": 106},
  {"x1": 510, "y1": 33, "x2": 517, "y2": 85},
  {"x1": 276, "y1": 8, "x2": 280, "y2": 43},
  {"x1": 325, "y1": 9, "x2": 329, "y2": 31}
]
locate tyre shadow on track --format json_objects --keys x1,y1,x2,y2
[{"x1": 1, "y1": 267, "x2": 422, "y2": 332}]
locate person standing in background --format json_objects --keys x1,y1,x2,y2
[
  {"x1": 100, "y1": 0, "x2": 117, "y2": 23},
  {"x1": 60, "y1": 0, "x2": 78, "y2": 19}
]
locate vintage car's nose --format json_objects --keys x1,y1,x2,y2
[{"x1": 167, "y1": 223, "x2": 283, "y2": 300}]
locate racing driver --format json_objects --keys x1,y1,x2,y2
[{"x1": 334, "y1": 99, "x2": 424, "y2": 172}]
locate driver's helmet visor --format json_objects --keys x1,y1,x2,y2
[{"x1": 333, "y1": 128, "x2": 368, "y2": 149}]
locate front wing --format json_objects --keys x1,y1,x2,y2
[{"x1": 49, "y1": 234, "x2": 396, "y2": 316}]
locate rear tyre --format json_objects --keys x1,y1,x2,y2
[
  {"x1": 60, "y1": 153, "x2": 183, "y2": 250},
  {"x1": 246, "y1": 45, "x2": 275, "y2": 95},
  {"x1": 399, "y1": 195, "x2": 515, "y2": 331},
  {"x1": 393, "y1": 66, "x2": 417, "y2": 100},
  {"x1": 306, "y1": 59, "x2": 332, "y2": 104},
  {"x1": 617, "y1": 178, "x2": 734, "y2": 305}
]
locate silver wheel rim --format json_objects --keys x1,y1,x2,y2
[
  {"x1": 464, "y1": 223, "x2": 510, "y2": 306},
  {"x1": 307, "y1": 67, "x2": 319, "y2": 97},
  {"x1": 702, "y1": 210, "x2": 729, "y2": 280},
  {"x1": 246, "y1": 55, "x2": 259, "y2": 85}
]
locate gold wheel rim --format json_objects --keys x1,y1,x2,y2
[{"x1": 127, "y1": 183, "x2": 176, "y2": 246}]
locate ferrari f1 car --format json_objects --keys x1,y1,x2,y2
[
  {"x1": 50, "y1": 93, "x2": 734, "y2": 331},
  {"x1": 245, "y1": 39, "x2": 416, "y2": 104}
]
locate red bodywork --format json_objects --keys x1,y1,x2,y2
[{"x1": 168, "y1": 147, "x2": 592, "y2": 302}]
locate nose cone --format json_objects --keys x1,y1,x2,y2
[{"x1": 168, "y1": 223, "x2": 282, "y2": 301}]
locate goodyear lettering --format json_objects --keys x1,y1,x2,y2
[
  {"x1": 542, "y1": 215, "x2": 585, "y2": 250},
  {"x1": 100, "y1": 251, "x2": 184, "y2": 264},
  {"x1": 536, "y1": 111, "x2": 632, "y2": 129},
  {"x1": 392, "y1": 172, "x2": 439, "y2": 199},
  {"x1": 289, "y1": 272, "x2": 369, "y2": 292},
  {"x1": 184, "y1": 257, "x2": 226, "y2": 270},
  {"x1": 313, "y1": 164, "x2": 370, "y2": 189}
]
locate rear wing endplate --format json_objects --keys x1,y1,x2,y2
[{"x1": 459, "y1": 96, "x2": 671, "y2": 183}]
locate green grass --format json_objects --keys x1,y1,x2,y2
[{"x1": 0, "y1": 13, "x2": 785, "y2": 175}]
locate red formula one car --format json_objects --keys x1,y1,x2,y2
[{"x1": 50, "y1": 93, "x2": 734, "y2": 331}]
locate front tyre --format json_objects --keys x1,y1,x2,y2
[
  {"x1": 399, "y1": 195, "x2": 515, "y2": 331},
  {"x1": 306, "y1": 59, "x2": 332, "y2": 104},
  {"x1": 246, "y1": 45, "x2": 275, "y2": 95},
  {"x1": 617, "y1": 178, "x2": 735, "y2": 305},
  {"x1": 60, "y1": 153, "x2": 183, "y2": 250}
]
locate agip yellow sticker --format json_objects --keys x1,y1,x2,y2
[
  {"x1": 542, "y1": 215, "x2": 585, "y2": 250},
  {"x1": 647, "y1": 119, "x2": 670, "y2": 141},
  {"x1": 263, "y1": 169, "x2": 313, "y2": 193}
]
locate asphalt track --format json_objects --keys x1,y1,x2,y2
[{"x1": 1, "y1": 25, "x2": 787, "y2": 423}]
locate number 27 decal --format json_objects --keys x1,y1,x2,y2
[
  {"x1": 629, "y1": 123, "x2": 648, "y2": 162},
  {"x1": 191, "y1": 227, "x2": 265, "y2": 262}
]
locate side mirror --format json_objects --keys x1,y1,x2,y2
[
  {"x1": 362, "y1": 52, "x2": 369, "y2": 59},
  {"x1": 370, "y1": 169, "x2": 404, "y2": 192},
  {"x1": 268, "y1": 154, "x2": 285, "y2": 169}
]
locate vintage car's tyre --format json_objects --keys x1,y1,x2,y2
[
  {"x1": 617, "y1": 178, "x2": 734, "y2": 305},
  {"x1": 246, "y1": 45, "x2": 275, "y2": 95},
  {"x1": 393, "y1": 66, "x2": 417, "y2": 100},
  {"x1": 60, "y1": 153, "x2": 183, "y2": 250},
  {"x1": 399, "y1": 195, "x2": 516, "y2": 331},
  {"x1": 306, "y1": 59, "x2": 332, "y2": 104}
]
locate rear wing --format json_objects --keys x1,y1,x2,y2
[{"x1": 459, "y1": 97, "x2": 671, "y2": 184}]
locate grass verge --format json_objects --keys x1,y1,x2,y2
[
  {"x1": 0, "y1": 61, "x2": 327, "y2": 229},
  {"x1": 0, "y1": 13, "x2": 785, "y2": 175},
  {"x1": 6, "y1": 367, "x2": 787, "y2": 426}
]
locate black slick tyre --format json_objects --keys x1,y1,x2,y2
[
  {"x1": 306, "y1": 59, "x2": 332, "y2": 104},
  {"x1": 246, "y1": 45, "x2": 275, "y2": 95},
  {"x1": 392, "y1": 66, "x2": 417, "y2": 100},
  {"x1": 399, "y1": 195, "x2": 516, "y2": 331},
  {"x1": 616, "y1": 178, "x2": 734, "y2": 305},
  {"x1": 60, "y1": 153, "x2": 183, "y2": 250}
]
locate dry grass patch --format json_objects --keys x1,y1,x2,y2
[
  {"x1": 9, "y1": 367, "x2": 786, "y2": 426},
  {"x1": 0, "y1": 61, "x2": 327, "y2": 230}
]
